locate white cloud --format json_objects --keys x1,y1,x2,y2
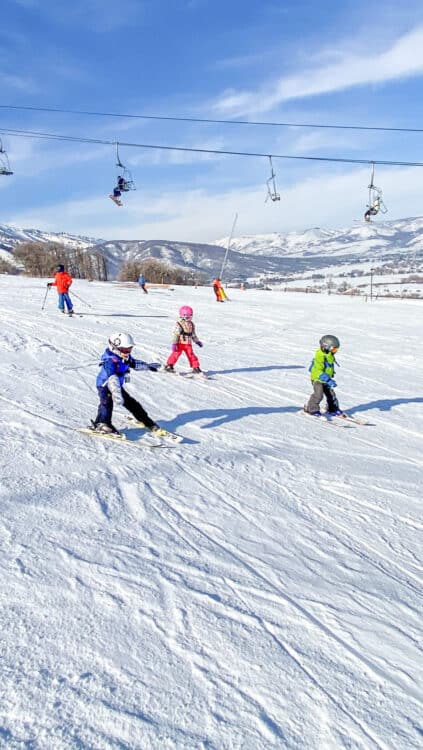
[{"x1": 213, "y1": 27, "x2": 423, "y2": 115}]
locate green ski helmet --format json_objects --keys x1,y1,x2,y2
[{"x1": 320, "y1": 334, "x2": 340, "y2": 353}]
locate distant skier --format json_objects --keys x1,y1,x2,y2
[
  {"x1": 47, "y1": 264, "x2": 74, "y2": 315},
  {"x1": 304, "y1": 334, "x2": 343, "y2": 417},
  {"x1": 138, "y1": 273, "x2": 148, "y2": 294},
  {"x1": 364, "y1": 197, "x2": 381, "y2": 222},
  {"x1": 164, "y1": 306, "x2": 203, "y2": 374},
  {"x1": 213, "y1": 277, "x2": 227, "y2": 302},
  {"x1": 89, "y1": 332, "x2": 167, "y2": 436}
]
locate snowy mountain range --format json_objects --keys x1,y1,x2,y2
[
  {"x1": 0, "y1": 225, "x2": 99, "y2": 254},
  {"x1": 1, "y1": 216, "x2": 422, "y2": 280},
  {"x1": 214, "y1": 216, "x2": 423, "y2": 259}
]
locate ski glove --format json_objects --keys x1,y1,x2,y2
[
  {"x1": 319, "y1": 373, "x2": 331, "y2": 383},
  {"x1": 47, "y1": 283, "x2": 52, "y2": 287},
  {"x1": 326, "y1": 378, "x2": 337, "y2": 388},
  {"x1": 171, "y1": 343, "x2": 178, "y2": 353},
  {"x1": 133, "y1": 359, "x2": 161, "y2": 372},
  {"x1": 196, "y1": 341, "x2": 203, "y2": 347},
  {"x1": 108, "y1": 375, "x2": 124, "y2": 406},
  {"x1": 133, "y1": 359, "x2": 150, "y2": 371}
]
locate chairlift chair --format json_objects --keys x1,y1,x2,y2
[
  {"x1": 0, "y1": 140, "x2": 13, "y2": 176},
  {"x1": 115, "y1": 142, "x2": 136, "y2": 191},
  {"x1": 366, "y1": 163, "x2": 387, "y2": 219},
  {"x1": 265, "y1": 156, "x2": 280, "y2": 202}
]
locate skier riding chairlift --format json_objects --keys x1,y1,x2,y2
[
  {"x1": 109, "y1": 142, "x2": 136, "y2": 206},
  {"x1": 364, "y1": 164, "x2": 387, "y2": 222}
]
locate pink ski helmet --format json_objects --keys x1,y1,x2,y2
[{"x1": 179, "y1": 305, "x2": 193, "y2": 319}]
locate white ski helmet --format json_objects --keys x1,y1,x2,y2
[{"x1": 108, "y1": 332, "x2": 135, "y2": 358}]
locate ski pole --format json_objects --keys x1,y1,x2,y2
[
  {"x1": 41, "y1": 284, "x2": 50, "y2": 310},
  {"x1": 71, "y1": 290, "x2": 93, "y2": 308}
]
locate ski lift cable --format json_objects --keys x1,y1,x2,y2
[
  {"x1": 2, "y1": 126, "x2": 423, "y2": 168},
  {"x1": 2, "y1": 103, "x2": 423, "y2": 135}
]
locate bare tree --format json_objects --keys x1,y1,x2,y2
[
  {"x1": 12, "y1": 241, "x2": 108, "y2": 280},
  {"x1": 0, "y1": 258, "x2": 19, "y2": 274},
  {"x1": 118, "y1": 258, "x2": 206, "y2": 285}
]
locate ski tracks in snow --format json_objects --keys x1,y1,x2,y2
[{"x1": 131, "y1": 461, "x2": 421, "y2": 749}]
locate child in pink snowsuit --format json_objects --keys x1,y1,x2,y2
[{"x1": 164, "y1": 305, "x2": 203, "y2": 374}]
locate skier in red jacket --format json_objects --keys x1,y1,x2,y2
[{"x1": 47, "y1": 264, "x2": 74, "y2": 315}]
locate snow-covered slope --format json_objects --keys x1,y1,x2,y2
[{"x1": 0, "y1": 276, "x2": 421, "y2": 748}]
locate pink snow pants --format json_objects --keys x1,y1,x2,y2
[{"x1": 167, "y1": 343, "x2": 200, "y2": 368}]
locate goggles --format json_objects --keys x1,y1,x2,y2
[
  {"x1": 330, "y1": 346, "x2": 339, "y2": 353},
  {"x1": 181, "y1": 314, "x2": 192, "y2": 320},
  {"x1": 117, "y1": 346, "x2": 133, "y2": 355}
]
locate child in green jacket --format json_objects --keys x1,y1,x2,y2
[{"x1": 304, "y1": 335, "x2": 342, "y2": 416}]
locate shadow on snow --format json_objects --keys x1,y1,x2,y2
[
  {"x1": 166, "y1": 405, "x2": 300, "y2": 431},
  {"x1": 76, "y1": 313, "x2": 169, "y2": 319},
  {"x1": 351, "y1": 397, "x2": 423, "y2": 414},
  {"x1": 208, "y1": 364, "x2": 304, "y2": 376}
]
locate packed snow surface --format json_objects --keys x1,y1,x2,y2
[{"x1": 0, "y1": 277, "x2": 422, "y2": 749}]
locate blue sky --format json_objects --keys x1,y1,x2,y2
[{"x1": 2, "y1": 0, "x2": 423, "y2": 241}]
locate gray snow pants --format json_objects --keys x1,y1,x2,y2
[{"x1": 306, "y1": 381, "x2": 339, "y2": 414}]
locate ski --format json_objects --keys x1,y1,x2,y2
[
  {"x1": 126, "y1": 418, "x2": 184, "y2": 444},
  {"x1": 298, "y1": 410, "x2": 355, "y2": 428},
  {"x1": 179, "y1": 371, "x2": 212, "y2": 380},
  {"x1": 75, "y1": 427, "x2": 168, "y2": 448},
  {"x1": 151, "y1": 428, "x2": 184, "y2": 444},
  {"x1": 329, "y1": 413, "x2": 375, "y2": 426},
  {"x1": 159, "y1": 367, "x2": 212, "y2": 381}
]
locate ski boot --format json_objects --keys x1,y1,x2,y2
[
  {"x1": 91, "y1": 421, "x2": 120, "y2": 435},
  {"x1": 150, "y1": 425, "x2": 183, "y2": 443},
  {"x1": 303, "y1": 408, "x2": 322, "y2": 417},
  {"x1": 164, "y1": 364, "x2": 175, "y2": 373}
]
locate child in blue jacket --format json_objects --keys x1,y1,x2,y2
[{"x1": 91, "y1": 332, "x2": 163, "y2": 435}]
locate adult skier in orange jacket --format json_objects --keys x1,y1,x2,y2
[
  {"x1": 212, "y1": 277, "x2": 227, "y2": 302},
  {"x1": 47, "y1": 264, "x2": 74, "y2": 315}
]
